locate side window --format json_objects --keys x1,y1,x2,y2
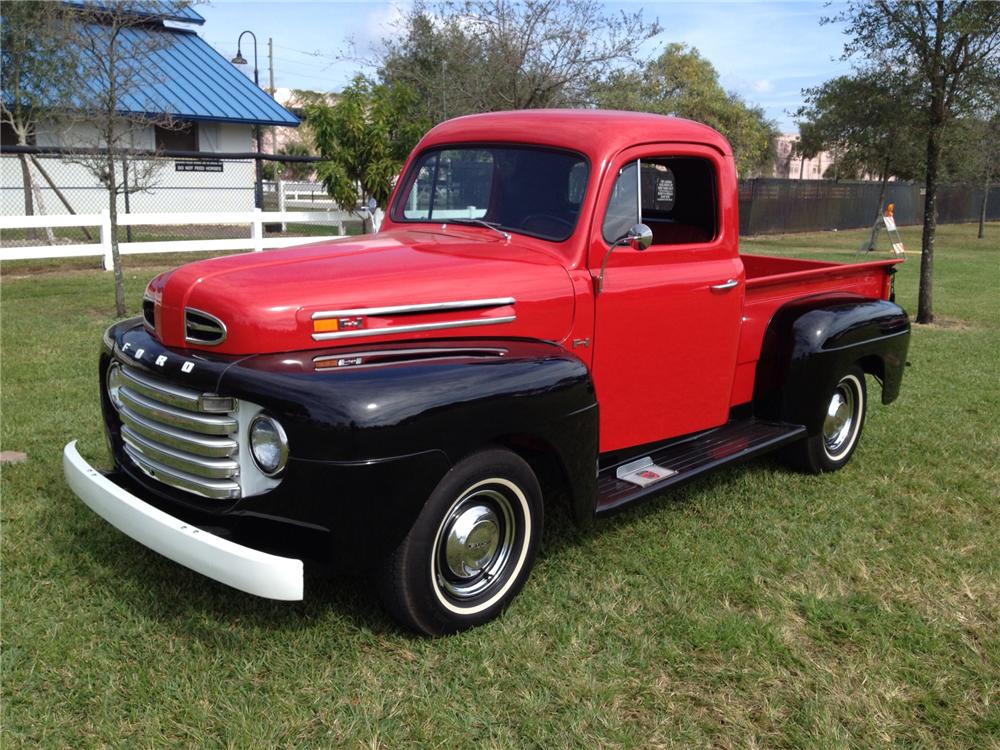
[
  {"x1": 640, "y1": 157, "x2": 717, "y2": 245},
  {"x1": 601, "y1": 161, "x2": 639, "y2": 243},
  {"x1": 602, "y1": 157, "x2": 718, "y2": 246}
]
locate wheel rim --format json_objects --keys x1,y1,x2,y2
[
  {"x1": 433, "y1": 487, "x2": 516, "y2": 601},
  {"x1": 823, "y1": 379, "x2": 858, "y2": 459}
]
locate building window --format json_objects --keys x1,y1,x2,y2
[{"x1": 155, "y1": 123, "x2": 197, "y2": 152}]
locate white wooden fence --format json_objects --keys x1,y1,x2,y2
[{"x1": 0, "y1": 208, "x2": 358, "y2": 270}]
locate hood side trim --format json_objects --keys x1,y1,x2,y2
[
  {"x1": 312, "y1": 315, "x2": 516, "y2": 341},
  {"x1": 311, "y1": 297, "x2": 516, "y2": 320}
]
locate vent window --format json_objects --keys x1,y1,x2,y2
[{"x1": 185, "y1": 309, "x2": 226, "y2": 345}]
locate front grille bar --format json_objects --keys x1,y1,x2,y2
[
  {"x1": 122, "y1": 426, "x2": 239, "y2": 479},
  {"x1": 119, "y1": 407, "x2": 238, "y2": 458},
  {"x1": 119, "y1": 387, "x2": 237, "y2": 436},
  {"x1": 124, "y1": 444, "x2": 241, "y2": 500}
]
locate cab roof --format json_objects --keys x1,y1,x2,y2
[{"x1": 416, "y1": 109, "x2": 732, "y2": 163}]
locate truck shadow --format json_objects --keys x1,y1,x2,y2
[{"x1": 64, "y1": 454, "x2": 789, "y2": 641}]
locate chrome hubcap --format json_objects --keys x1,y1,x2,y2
[
  {"x1": 445, "y1": 505, "x2": 500, "y2": 578},
  {"x1": 435, "y1": 487, "x2": 515, "y2": 600},
  {"x1": 823, "y1": 384, "x2": 855, "y2": 455}
]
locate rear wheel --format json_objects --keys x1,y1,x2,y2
[
  {"x1": 377, "y1": 449, "x2": 543, "y2": 636},
  {"x1": 786, "y1": 365, "x2": 867, "y2": 474}
]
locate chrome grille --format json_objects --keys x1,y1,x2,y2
[{"x1": 116, "y1": 364, "x2": 241, "y2": 500}]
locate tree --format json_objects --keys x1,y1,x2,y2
[
  {"x1": 795, "y1": 72, "x2": 924, "y2": 244},
  {"x1": 305, "y1": 76, "x2": 429, "y2": 233},
  {"x1": 378, "y1": 0, "x2": 661, "y2": 121},
  {"x1": 0, "y1": 2, "x2": 77, "y2": 222},
  {"x1": 63, "y1": 1, "x2": 189, "y2": 316},
  {"x1": 592, "y1": 44, "x2": 779, "y2": 177},
  {"x1": 971, "y1": 112, "x2": 1000, "y2": 239},
  {"x1": 940, "y1": 108, "x2": 1000, "y2": 240},
  {"x1": 830, "y1": 1, "x2": 1000, "y2": 324}
]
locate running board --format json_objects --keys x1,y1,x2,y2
[{"x1": 595, "y1": 419, "x2": 806, "y2": 515}]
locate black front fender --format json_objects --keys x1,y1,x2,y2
[{"x1": 219, "y1": 339, "x2": 599, "y2": 560}]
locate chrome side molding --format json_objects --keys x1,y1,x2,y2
[
  {"x1": 312, "y1": 315, "x2": 516, "y2": 341},
  {"x1": 311, "y1": 297, "x2": 516, "y2": 320}
]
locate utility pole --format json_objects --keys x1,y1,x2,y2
[{"x1": 268, "y1": 37, "x2": 277, "y2": 155}]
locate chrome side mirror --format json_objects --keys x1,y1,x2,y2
[
  {"x1": 598, "y1": 223, "x2": 652, "y2": 293},
  {"x1": 624, "y1": 223, "x2": 653, "y2": 251}
]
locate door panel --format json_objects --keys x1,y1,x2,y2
[{"x1": 590, "y1": 146, "x2": 743, "y2": 452}]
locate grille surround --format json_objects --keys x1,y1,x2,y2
[{"x1": 114, "y1": 363, "x2": 242, "y2": 500}]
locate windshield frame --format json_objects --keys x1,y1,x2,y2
[{"x1": 390, "y1": 143, "x2": 591, "y2": 243}]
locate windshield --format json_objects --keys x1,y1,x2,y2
[{"x1": 392, "y1": 146, "x2": 589, "y2": 242}]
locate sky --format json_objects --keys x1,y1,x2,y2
[{"x1": 195, "y1": 0, "x2": 857, "y2": 133}]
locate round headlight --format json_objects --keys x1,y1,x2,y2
[
  {"x1": 106, "y1": 362, "x2": 124, "y2": 410},
  {"x1": 249, "y1": 415, "x2": 288, "y2": 476}
]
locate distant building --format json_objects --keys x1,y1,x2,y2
[
  {"x1": 770, "y1": 134, "x2": 834, "y2": 180},
  {"x1": 262, "y1": 88, "x2": 338, "y2": 155},
  {"x1": 1, "y1": 3, "x2": 299, "y2": 215}
]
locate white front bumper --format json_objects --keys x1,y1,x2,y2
[{"x1": 63, "y1": 441, "x2": 304, "y2": 600}]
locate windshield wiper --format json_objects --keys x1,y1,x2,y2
[{"x1": 444, "y1": 218, "x2": 511, "y2": 241}]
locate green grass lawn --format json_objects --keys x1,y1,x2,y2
[{"x1": 2, "y1": 223, "x2": 998, "y2": 748}]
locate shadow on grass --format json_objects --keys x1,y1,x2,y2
[{"x1": 58, "y1": 451, "x2": 796, "y2": 642}]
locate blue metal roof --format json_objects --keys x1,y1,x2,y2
[
  {"x1": 84, "y1": 25, "x2": 299, "y2": 127},
  {"x1": 62, "y1": 1, "x2": 205, "y2": 25}
]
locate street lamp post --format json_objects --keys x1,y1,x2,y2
[{"x1": 232, "y1": 30, "x2": 264, "y2": 210}]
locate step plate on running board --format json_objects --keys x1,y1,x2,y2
[
  {"x1": 616, "y1": 456, "x2": 677, "y2": 487},
  {"x1": 596, "y1": 418, "x2": 807, "y2": 515}
]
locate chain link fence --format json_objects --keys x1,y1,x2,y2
[
  {"x1": 3, "y1": 147, "x2": 996, "y2": 248},
  {"x1": 1, "y1": 147, "x2": 361, "y2": 247},
  {"x1": 738, "y1": 178, "x2": 999, "y2": 235}
]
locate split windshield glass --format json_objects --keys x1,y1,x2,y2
[{"x1": 393, "y1": 146, "x2": 589, "y2": 242}]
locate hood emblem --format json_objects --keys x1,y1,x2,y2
[{"x1": 314, "y1": 316, "x2": 366, "y2": 335}]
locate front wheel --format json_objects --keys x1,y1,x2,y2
[
  {"x1": 786, "y1": 365, "x2": 868, "y2": 474},
  {"x1": 377, "y1": 449, "x2": 543, "y2": 636}
]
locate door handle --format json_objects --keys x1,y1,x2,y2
[{"x1": 710, "y1": 279, "x2": 739, "y2": 291}]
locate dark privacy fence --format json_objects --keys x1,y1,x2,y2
[{"x1": 738, "y1": 179, "x2": 1000, "y2": 235}]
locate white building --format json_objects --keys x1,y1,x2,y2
[{"x1": 1, "y1": 3, "x2": 299, "y2": 216}]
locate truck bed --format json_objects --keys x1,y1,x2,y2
[{"x1": 730, "y1": 254, "x2": 904, "y2": 406}]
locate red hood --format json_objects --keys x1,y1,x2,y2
[{"x1": 149, "y1": 229, "x2": 576, "y2": 355}]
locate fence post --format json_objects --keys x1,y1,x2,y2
[
  {"x1": 251, "y1": 207, "x2": 264, "y2": 252},
  {"x1": 277, "y1": 179, "x2": 287, "y2": 232},
  {"x1": 100, "y1": 209, "x2": 113, "y2": 270}
]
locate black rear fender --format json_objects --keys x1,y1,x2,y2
[{"x1": 753, "y1": 295, "x2": 910, "y2": 433}]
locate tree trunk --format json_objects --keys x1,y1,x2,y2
[
  {"x1": 875, "y1": 155, "x2": 890, "y2": 225},
  {"x1": 917, "y1": 1, "x2": 946, "y2": 326},
  {"x1": 866, "y1": 157, "x2": 891, "y2": 252},
  {"x1": 17, "y1": 154, "x2": 38, "y2": 240},
  {"x1": 106, "y1": 156, "x2": 126, "y2": 317},
  {"x1": 917, "y1": 122, "x2": 942, "y2": 325},
  {"x1": 979, "y1": 173, "x2": 989, "y2": 240},
  {"x1": 18, "y1": 154, "x2": 35, "y2": 216}
]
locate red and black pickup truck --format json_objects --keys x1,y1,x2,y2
[{"x1": 64, "y1": 110, "x2": 909, "y2": 635}]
